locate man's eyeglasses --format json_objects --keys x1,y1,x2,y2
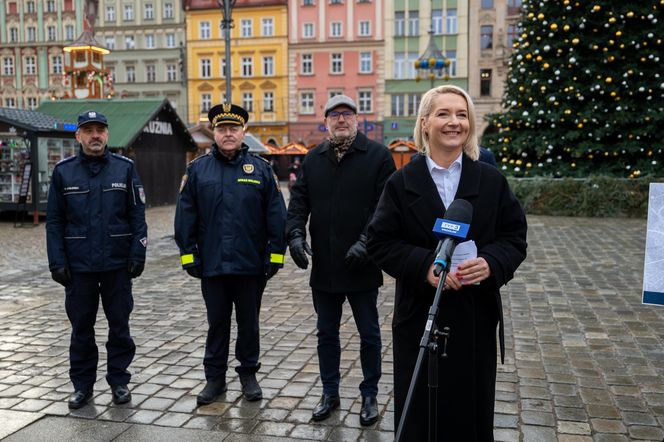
[{"x1": 327, "y1": 110, "x2": 355, "y2": 120}]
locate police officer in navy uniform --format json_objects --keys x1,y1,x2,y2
[
  {"x1": 174, "y1": 103, "x2": 287, "y2": 406},
  {"x1": 46, "y1": 111, "x2": 147, "y2": 409}
]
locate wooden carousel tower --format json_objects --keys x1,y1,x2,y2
[{"x1": 63, "y1": 0, "x2": 113, "y2": 99}]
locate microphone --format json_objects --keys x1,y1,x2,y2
[{"x1": 432, "y1": 199, "x2": 473, "y2": 277}]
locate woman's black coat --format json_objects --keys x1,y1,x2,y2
[
  {"x1": 367, "y1": 154, "x2": 527, "y2": 441},
  {"x1": 286, "y1": 132, "x2": 396, "y2": 293}
]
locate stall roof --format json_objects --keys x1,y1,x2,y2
[
  {"x1": 0, "y1": 107, "x2": 68, "y2": 132},
  {"x1": 37, "y1": 99, "x2": 193, "y2": 149}
]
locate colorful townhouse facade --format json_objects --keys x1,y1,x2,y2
[
  {"x1": 288, "y1": 0, "x2": 384, "y2": 146},
  {"x1": 184, "y1": 0, "x2": 289, "y2": 146},
  {"x1": 383, "y1": 0, "x2": 469, "y2": 144},
  {"x1": 0, "y1": 0, "x2": 83, "y2": 109},
  {"x1": 95, "y1": 0, "x2": 188, "y2": 114}
]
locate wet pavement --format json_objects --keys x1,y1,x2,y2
[{"x1": 1, "y1": 203, "x2": 663, "y2": 441}]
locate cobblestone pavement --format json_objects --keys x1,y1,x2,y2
[{"x1": 1, "y1": 204, "x2": 663, "y2": 441}]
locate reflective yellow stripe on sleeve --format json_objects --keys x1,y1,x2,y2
[
  {"x1": 181, "y1": 254, "x2": 195, "y2": 266},
  {"x1": 270, "y1": 253, "x2": 285, "y2": 264}
]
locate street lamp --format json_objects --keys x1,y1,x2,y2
[
  {"x1": 217, "y1": 0, "x2": 237, "y2": 102},
  {"x1": 414, "y1": 16, "x2": 450, "y2": 89}
]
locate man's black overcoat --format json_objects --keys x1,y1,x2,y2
[
  {"x1": 367, "y1": 154, "x2": 527, "y2": 440},
  {"x1": 286, "y1": 132, "x2": 396, "y2": 293}
]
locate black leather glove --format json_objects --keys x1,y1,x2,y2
[
  {"x1": 266, "y1": 263, "x2": 281, "y2": 280},
  {"x1": 51, "y1": 267, "x2": 71, "y2": 286},
  {"x1": 288, "y1": 231, "x2": 313, "y2": 270},
  {"x1": 128, "y1": 261, "x2": 145, "y2": 279},
  {"x1": 185, "y1": 265, "x2": 202, "y2": 279},
  {"x1": 344, "y1": 234, "x2": 369, "y2": 270}
]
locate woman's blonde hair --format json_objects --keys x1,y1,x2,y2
[{"x1": 413, "y1": 85, "x2": 479, "y2": 161}]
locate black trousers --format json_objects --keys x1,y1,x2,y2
[
  {"x1": 201, "y1": 274, "x2": 265, "y2": 381},
  {"x1": 64, "y1": 268, "x2": 135, "y2": 391}
]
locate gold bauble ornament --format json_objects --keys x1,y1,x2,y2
[
  {"x1": 615, "y1": 31, "x2": 622, "y2": 37},
  {"x1": 563, "y1": 24, "x2": 570, "y2": 31},
  {"x1": 564, "y1": 109, "x2": 572, "y2": 115},
  {"x1": 626, "y1": 11, "x2": 634, "y2": 18},
  {"x1": 536, "y1": 55, "x2": 543, "y2": 62},
  {"x1": 543, "y1": 62, "x2": 550, "y2": 69},
  {"x1": 608, "y1": 55, "x2": 615, "y2": 62},
  {"x1": 609, "y1": 17, "x2": 616, "y2": 23},
  {"x1": 605, "y1": 77, "x2": 613, "y2": 83},
  {"x1": 572, "y1": 38, "x2": 579, "y2": 45},
  {"x1": 610, "y1": 91, "x2": 617, "y2": 97},
  {"x1": 537, "y1": 13, "x2": 544, "y2": 20},
  {"x1": 592, "y1": 5, "x2": 601, "y2": 11},
  {"x1": 550, "y1": 23, "x2": 558, "y2": 30},
  {"x1": 577, "y1": 123, "x2": 583, "y2": 129}
]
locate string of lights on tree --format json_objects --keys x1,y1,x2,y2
[{"x1": 483, "y1": 0, "x2": 663, "y2": 178}]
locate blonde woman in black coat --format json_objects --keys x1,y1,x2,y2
[{"x1": 367, "y1": 85, "x2": 527, "y2": 441}]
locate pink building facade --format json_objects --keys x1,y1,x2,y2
[{"x1": 288, "y1": 0, "x2": 384, "y2": 146}]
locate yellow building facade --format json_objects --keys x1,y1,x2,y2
[{"x1": 185, "y1": 1, "x2": 288, "y2": 146}]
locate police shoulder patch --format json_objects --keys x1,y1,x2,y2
[{"x1": 179, "y1": 174, "x2": 188, "y2": 193}]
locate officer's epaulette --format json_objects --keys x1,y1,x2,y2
[
  {"x1": 111, "y1": 153, "x2": 134, "y2": 163},
  {"x1": 187, "y1": 152, "x2": 211, "y2": 166},
  {"x1": 250, "y1": 153, "x2": 270, "y2": 164},
  {"x1": 54, "y1": 155, "x2": 77, "y2": 167}
]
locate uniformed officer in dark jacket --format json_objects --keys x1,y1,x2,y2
[
  {"x1": 286, "y1": 95, "x2": 396, "y2": 426},
  {"x1": 174, "y1": 103, "x2": 287, "y2": 406},
  {"x1": 46, "y1": 110, "x2": 147, "y2": 409}
]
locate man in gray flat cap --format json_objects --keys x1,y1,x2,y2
[{"x1": 286, "y1": 95, "x2": 396, "y2": 426}]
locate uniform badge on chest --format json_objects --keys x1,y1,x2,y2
[{"x1": 243, "y1": 164, "x2": 254, "y2": 174}]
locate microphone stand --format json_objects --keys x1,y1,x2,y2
[{"x1": 395, "y1": 264, "x2": 451, "y2": 442}]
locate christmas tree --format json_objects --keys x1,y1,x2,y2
[{"x1": 483, "y1": 0, "x2": 664, "y2": 178}]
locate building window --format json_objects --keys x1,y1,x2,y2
[
  {"x1": 200, "y1": 59, "x2": 211, "y2": 78},
  {"x1": 359, "y1": 20, "x2": 370, "y2": 37},
  {"x1": 482, "y1": 0, "x2": 493, "y2": 8},
  {"x1": 46, "y1": 0, "x2": 56, "y2": 13},
  {"x1": 480, "y1": 69, "x2": 492, "y2": 96},
  {"x1": 126, "y1": 65, "x2": 135, "y2": 82},
  {"x1": 220, "y1": 58, "x2": 226, "y2": 77},
  {"x1": 108, "y1": 66, "x2": 116, "y2": 82},
  {"x1": 330, "y1": 53, "x2": 343, "y2": 74},
  {"x1": 47, "y1": 26, "x2": 57, "y2": 41},
  {"x1": 241, "y1": 57, "x2": 253, "y2": 76},
  {"x1": 3, "y1": 57, "x2": 14, "y2": 75},
  {"x1": 507, "y1": 24, "x2": 520, "y2": 46},
  {"x1": 391, "y1": 94, "x2": 420, "y2": 117},
  {"x1": 9, "y1": 27, "x2": 19, "y2": 42},
  {"x1": 393, "y1": 53, "x2": 404, "y2": 79},
  {"x1": 146, "y1": 64, "x2": 156, "y2": 82},
  {"x1": 445, "y1": 50, "x2": 457, "y2": 76},
  {"x1": 507, "y1": 0, "x2": 522, "y2": 14},
  {"x1": 408, "y1": 11, "x2": 419, "y2": 36},
  {"x1": 166, "y1": 33, "x2": 176, "y2": 48},
  {"x1": 391, "y1": 95, "x2": 404, "y2": 116},
  {"x1": 4, "y1": 97, "x2": 16, "y2": 108},
  {"x1": 303, "y1": 23, "x2": 314, "y2": 39},
  {"x1": 330, "y1": 22, "x2": 342, "y2": 37},
  {"x1": 145, "y1": 34, "x2": 155, "y2": 49},
  {"x1": 164, "y1": 3, "x2": 174, "y2": 18},
  {"x1": 262, "y1": 56, "x2": 274, "y2": 76},
  {"x1": 330, "y1": 0, "x2": 342, "y2": 4},
  {"x1": 480, "y1": 25, "x2": 493, "y2": 49},
  {"x1": 262, "y1": 18, "x2": 274, "y2": 36},
  {"x1": 329, "y1": 90, "x2": 342, "y2": 99},
  {"x1": 241, "y1": 19, "x2": 252, "y2": 37},
  {"x1": 358, "y1": 90, "x2": 372, "y2": 113},
  {"x1": 124, "y1": 4, "x2": 134, "y2": 21},
  {"x1": 263, "y1": 92, "x2": 274, "y2": 112},
  {"x1": 105, "y1": 36, "x2": 115, "y2": 49},
  {"x1": 242, "y1": 92, "x2": 253, "y2": 112},
  {"x1": 200, "y1": 21, "x2": 211, "y2": 39},
  {"x1": 167, "y1": 64, "x2": 177, "y2": 81},
  {"x1": 407, "y1": 52, "x2": 418, "y2": 78},
  {"x1": 24, "y1": 56, "x2": 36, "y2": 75},
  {"x1": 144, "y1": 3, "x2": 154, "y2": 20},
  {"x1": 27, "y1": 27, "x2": 37, "y2": 42},
  {"x1": 394, "y1": 12, "x2": 404, "y2": 36},
  {"x1": 303, "y1": 0, "x2": 314, "y2": 5},
  {"x1": 359, "y1": 52, "x2": 372, "y2": 74},
  {"x1": 445, "y1": 9, "x2": 458, "y2": 34},
  {"x1": 26, "y1": 1, "x2": 36, "y2": 13},
  {"x1": 52, "y1": 55, "x2": 63, "y2": 74},
  {"x1": 432, "y1": 9, "x2": 443, "y2": 35},
  {"x1": 301, "y1": 54, "x2": 313, "y2": 74},
  {"x1": 299, "y1": 91, "x2": 314, "y2": 114},
  {"x1": 65, "y1": 25, "x2": 74, "y2": 40},
  {"x1": 125, "y1": 36, "x2": 135, "y2": 50},
  {"x1": 26, "y1": 97, "x2": 38, "y2": 109},
  {"x1": 408, "y1": 94, "x2": 420, "y2": 115},
  {"x1": 201, "y1": 93, "x2": 211, "y2": 112},
  {"x1": 106, "y1": 6, "x2": 115, "y2": 22}
]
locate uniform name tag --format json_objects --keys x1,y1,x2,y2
[{"x1": 111, "y1": 182, "x2": 127, "y2": 189}]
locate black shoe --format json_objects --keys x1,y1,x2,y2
[
  {"x1": 111, "y1": 384, "x2": 131, "y2": 405},
  {"x1": 311, "y1": 393, "x2": 340, "y2": 421},
  {"x1": 360, "y1": 395, "x2": 379, "y2": 426},
  {"x1": 68, "y1": 389, "x2": 93, "y2": 409},
  {"x1": 239, "y1": 373, "x2": 263, "y2": 401},
  {"x1": 196, "y1": 379, "x2": 227, "y2": 405}
]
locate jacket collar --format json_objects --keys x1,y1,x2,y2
[
  {"x1": 403, "y1": 153, "x2": 481, "y2": 234},
  {"x1": 212, "y1": 143, "x2": 249, "y2": 163}
]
